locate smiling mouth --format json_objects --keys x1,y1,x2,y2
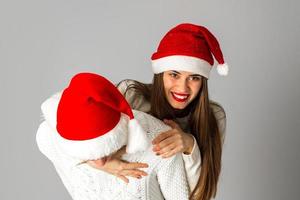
[{"x1": 171, "y1": 92, "x2": 189, "y2": 102}]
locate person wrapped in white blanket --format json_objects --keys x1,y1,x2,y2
[{"x1": 36, "y1": 72, "x2": 189, "y2": 200}]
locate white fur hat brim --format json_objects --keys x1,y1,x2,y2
[
  {"x1": 41, "y1": 93, "x2": 129, "y2": 160},
  {"x1": 54, "y1": 115, "x2": 129, "y2": 161},
  {"x1": 151, "y1": 55, "x2": 212, "y2": 79}
]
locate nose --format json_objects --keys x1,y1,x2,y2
[{"x1": 176, "y1": 78, "x2": 189, "y2": 93}]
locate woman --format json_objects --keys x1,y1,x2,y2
[{"x1": 90, "y1": 23, "x2": 228, "y2": 200}]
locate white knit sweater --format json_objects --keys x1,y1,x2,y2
[{"x1": 36, "y1": 96, "x2": 190, "y2": 200}]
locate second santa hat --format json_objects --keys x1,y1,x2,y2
[{"x1": 55, "y1": 72, "x2": 150, "y2": 160}]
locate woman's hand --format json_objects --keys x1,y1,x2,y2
[
  {"x1": 152, "y1": 119, "x2": 194, "y2": 158},
  {"x1": 86, "y1": 146, "x2": 149, "y2": 183}
]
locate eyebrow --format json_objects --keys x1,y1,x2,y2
[
  {"x1": 171, "y1": 70, "x2": 181, "y2": 74},
  {"x1": 171, "y1": 70, "x2": 201, "y2": 77},
  {"x1": 190, "y1": 74, "x2": 201, "y2": 77}
]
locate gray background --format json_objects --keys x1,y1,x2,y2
[{"x1": 1, "y1": 0, "x2": 299, "y2": 199}]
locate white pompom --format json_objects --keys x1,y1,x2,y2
[
  {"x1": 126, "y1": 119, "x2": 150, "y2": 154},
  {"x1": 217, "y1": 63, "x2": 229, "y2": 76}
]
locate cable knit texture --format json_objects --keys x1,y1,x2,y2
[{"x1": 36, "y1": 101, "x2": 189, "y2": 200}]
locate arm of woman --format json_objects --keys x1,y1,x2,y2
[
  {"x1": 86, "y1": 146, "x2": 149, "y2": 183},
  {"x1": 152, "y1": 119, "x2": 201, "y2": 193},
  {"x1": 181, "y1": 136, "x2": 201, "y2": 193}
]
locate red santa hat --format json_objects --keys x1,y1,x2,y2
[
  {"x1": 52, "y1": 72, "x2": 150, "y2": 160},
  {"x1": 151, "y1": 23, "x2": 229, "y2": 78}
]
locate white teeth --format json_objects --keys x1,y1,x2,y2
[{"x1": 173, "y1": 93, "x2": 188, "y2": 100}]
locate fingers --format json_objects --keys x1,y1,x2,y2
[
  {"x1": 121, "y1": 169, "x2": 148, "y2": 177},
  {"x1": 153, "y1": 136, "x2": 176, "y2": 151},
  {"x1": 116, "y1": 163, "x2": 149, "y2": 183},
  {"x1": 152, "y1": 131, "x2": 185, "y2": 158},
  {"x1": 161, "y1": 146, "x2": 181, "y2": 158},
  {"x1": 121, "y1": 162, "x2": 149, "y2": 170},
  {"x1": 156, "y1": 142, "x2": 178, "y2": 155},
  {"x1": 87, "y1": 157, "x2": 149, "y2": 183},
  {"x1": 152, "y1": 131, "x2": 173, "y2": 145},
  {"x1": 117, "y1": 174, "x2": 129, "y2": 183},
  {"x1": 116, "y1": 169, "x2": 148, "y2": 183}
]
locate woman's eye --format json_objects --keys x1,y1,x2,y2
[
  {"x1": 189, "y1": 76, "x2": 200, "y2": 81},
  {"x1": 169, "y1": 73, "x2": 178, "y2": 78}
]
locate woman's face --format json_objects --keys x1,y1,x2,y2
[{"x1": 163, "y1": 70, "x2": 202, "y2": 109}]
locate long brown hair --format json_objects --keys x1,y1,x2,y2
[{"x1": 123, "y1": 73, "x2": 223, "y2": 200}]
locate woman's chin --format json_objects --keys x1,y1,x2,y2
[{"x1": 169, "y1": 102, "x2": 188, "y2": 110}]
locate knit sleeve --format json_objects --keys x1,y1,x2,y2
[
  {"x1": 116, "y1": 79, "x2": 150, "y2": 112},
  {"x1": 182, "y1": 135, "x2": 201, "y2": 193},
  {"x1": 157, "y1": 154, "x2": 190, "y2": 200}
]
